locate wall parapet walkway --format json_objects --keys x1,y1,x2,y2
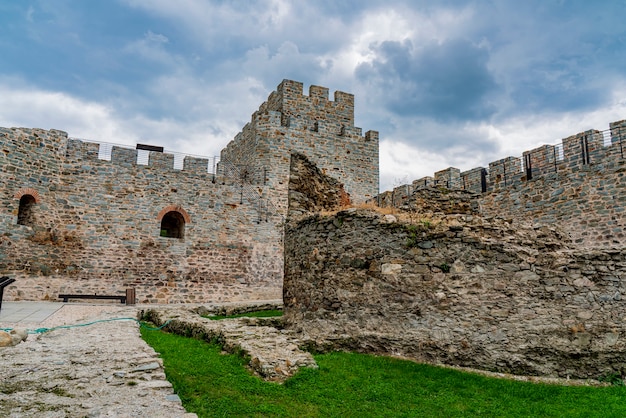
[
  {"x1": 372, "y1": 120, "x2": 626, "y2": 248},
  {"x1": 67, "y1": 137, "x2": 222, "y2": 175}
]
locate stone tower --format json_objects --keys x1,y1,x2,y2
[{"x1": 220, "y1": 79, "x2": 379, "y2": 214}]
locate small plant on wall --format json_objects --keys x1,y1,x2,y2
[
  {"x1": 404, "y1": 220, "x2": 435, "y2": 248},
  {"x1": 406, "y1": 225, "x2": 420, "y2": 248}
]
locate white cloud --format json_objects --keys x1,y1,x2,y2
[
  {"x1": 134, "y1": 73, "x2": 271, "y2": 156},
  {"x1": 0, "y1": 81, "x2": 186, "y2": 153},
  {"x1": 0, "y1": 75, "x2": 271, "y2": 159},
  {"x1": 122, "y1": 31, "x2": 177, "y2": 66},
  {"x1": 0, "y1": 80, "x2": 130, "y2": 142},
  {"x1": 374, "y1": 77, "x2": 626, "y2": 193},
  {"x1": 144, "y1": 30, "x2": 168, "y2": 44},
  {"x1": 317, "y1": 5, "x2": 474, "y2": 86},
  {"x1": 379, "y1": 140, "x2": 454, "y2": 191},
  {"x1": 122, "y1": 0, "x2": 295, "y2": 44}
]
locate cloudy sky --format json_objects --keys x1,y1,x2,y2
[{"x1": 1, "y1": 1, "x2": 625, "y2": 191}]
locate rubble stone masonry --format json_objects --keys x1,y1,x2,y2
[
  {"x1": 280, "y1": 108, "x2": 626, "y2": 380},
  {"x1": 284, "y1": 208, "x2": 626, "y2": 379}
]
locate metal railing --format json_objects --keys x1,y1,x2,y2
[
  {"x1": 488, "y1": 126, "x2": 625, "y2": 187},
  {"x1": 69, "y1": 138, "x2": 221, "y2": 174}
]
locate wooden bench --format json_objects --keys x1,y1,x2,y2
[
  {"x1": 59, "y1": 288, "x2": 135, "y2": 305},
  {"x1": 0, "y1": 276, "x2": 16, "y2": 311},
  {"x1": 59, "y1": 294, "x2": 127, "y2": 304}
]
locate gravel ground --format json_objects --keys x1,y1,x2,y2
[{"x1": 0, "y1": 303, "x2": 196, "y2": 418}]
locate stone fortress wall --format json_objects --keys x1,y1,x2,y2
[
  {"x1": 281, "y1": 112, "x2": 626, "y2": 379},
  {"x1": 0, "y1": 128, "x2": 283, "y2": 303},
  {"x1": 5, "y1": 75, "x2": 626, "y2": 379},
  {"x1": 0, "y1": 80, "x2": 379, "y2": 303},
  {"x1": 375, "y1": 119, "x2": 626, "y2": 248}
]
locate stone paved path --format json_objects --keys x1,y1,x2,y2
[
  {"x1": 0, "y1": 303, "x2": 195, "y2": 418},
  {"x1": 144, "y1": 305, "x2": 317, "y2": 382}
]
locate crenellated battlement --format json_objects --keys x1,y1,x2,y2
[
  {"x1": 221, "y1": 79, "x2": 379, "y2": 203},
  {"x1": 60, "y1": 136, "x2": 221, "y2": 175},
  {"x1": 254, "y1": 79, "x2": 355, "y2": 128},
  {"x1": 376, "y1": 119, "x2": 625, "y2": 197},
  {"x1": 0, "y1": 126, "x2": 69, "y2": 157},
  {"x1": 373, "y1": 119, "x2": 626, "y2": 248},
  {"x1": 2, "y1": 129, "x2": 221, "y2": 176},
  {"x1": 271, "y1": 79, "x2": 355, "y2": 105},
  {"x1": 229, "y1": 80, "x2": 368, "y2": 153}
]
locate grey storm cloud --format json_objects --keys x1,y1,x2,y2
[
  {"x1": 507, "y1": 62, "x2": 609, "y2": 115},
  {"x1": 356, "y1": 38, "x2": 498, "y2": 122}
]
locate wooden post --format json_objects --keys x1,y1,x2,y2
[{"x1": 125, "y1": 288, "x2": 136, "y2": 305}]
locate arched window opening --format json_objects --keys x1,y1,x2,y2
[
  {"x1": 160, "y1": 211, "x2": 185, "y2": 239},
  {"x1": 17, "y1": 194, "x2": 36, "y2": 226}
]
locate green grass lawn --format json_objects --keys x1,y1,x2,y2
[
  {"x1": 203, "y1": 309, "x2": 283, "y2": 320},
  {"x1": 141, "y1": 328, "x2": 625, "y2": 418}
]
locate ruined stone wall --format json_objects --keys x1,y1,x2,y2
[
  {"x1": 287, "y1": 153, "x2": 349, "y2": 217},
  {"x1": 0, "y1": 128, "x2": 282, "y2": 303},
  {"x1": 221, "y1": 80, "x2": 379, "y2": 209},
  {"x1": 284, "y1": 209, "x2": 626, "y2": 379},
  {"x1": 374, "y1": 120, "x2": 626, "y2": 249},
  {"x1": 378, "y1": 187, "x2": 480, "y2": 215}
]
